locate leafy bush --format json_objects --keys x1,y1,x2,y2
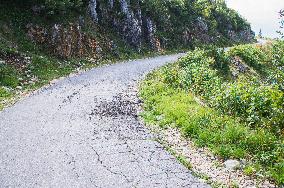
[
  {"x1": 228, "y1": 44, "x2": 265, "y2": 70},
  {"x1": 140, "y1": 71, "x2": 284, "y2": 184},
  {"x1": 140, "y1": 42, "x2": 284, "y2": 184},
  {"x1": 177, "y1": 49, "x2": 222, "y2": 100},
  {"x1": 214, "y1": 82, "x2": 284, "y2": 131},
  {"x1": 277, "y1": 9, "x2": 284, "y2": 38},
  {"x1": 271, "y1": 41, "x2": 284, "y2": 68},
  {"x1": 43, "y1": 0, "x2": 83, "y2": 11},
  {"x1": 139, "y1": 0, "x2": 252, "y2": 47},
  {"x1": 8, "y1": 0, "x2": 84, "y2": 11},
  {"x1": 0, "y1": 87, "x2": 11, "y2": 97},
  {"x1": 174, "y1": 46, "x2": 284, "y2": 133},
  {"x1": 266, "y1": 41, "x2": 284, "y2": 90}
]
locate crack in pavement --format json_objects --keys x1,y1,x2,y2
[
  {"x1": 0, "y1": 54, "x2": 210, "y2": 187},
  {"x1": 91, "y1": 145, "x2": 133, "y2": 184}
]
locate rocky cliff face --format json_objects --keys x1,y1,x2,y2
[
  {"x1": 88, "y1": 0, "x2": 254, "y2": 49},
  {"x1": 25, "y1": 0, "x2": 255, "y2": 59},
  {"x1": 89, "y1": 0, "x2": 161, "y2": 51},
  {"x1": 26, "y1": 22, "x2": 120, "y2": 59},
  {"x1": 227, "y1": 28, "x2": 255, "y2": 43}
]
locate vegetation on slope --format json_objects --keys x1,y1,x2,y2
[
  {"x1": 10, "y1": 0, "x2": 253, "y2": 46},
  {"x1": 141, "y1": 0, "x2": 253, "y2": 47},
  {"x1": 140, "y1": 41, "x2": 284, "y2": 185}
]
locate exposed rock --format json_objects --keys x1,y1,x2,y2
[
  {"x1": 230, "y1": 56, "x2": 251, "y2": 79},
  {"x1": 228, "y1": 27, "x2": 255, "y2": 43},
  {"x1": 239, "y1": 28, "x2": 255, "y2": 42},
  {"x1": 228, "y1": 30, "x2": 238, "y2": 41},
  {"x1": 183, "y1": 28, "x2": 194, "y2": 44},
  {"x1": 224, "y1": 160, "x2": 241, "y2": 171},
  {"x1": 27, "y1": 23, "x2": 104, "y2": 59},
  {"x1": 89, "y1": 0, "x2": 98, "y2": 23},
  {"x1": 231, "y1": 56, "x2": 248, "y2": 73},
  {"x1": 195, "y1": 17, "x2": 208, "y2": 33},
  {"x1": 108, "y1": 0, "x2": 114, "y2": 9},
  {"x1": 119, "y1": 0, "x2": 142, "y2": 48},
  {"x1": 146, "y1": 17, "x2": 160, "y2": 51},
  {"x1": 78, "y1": 15, "x2": 85, "y2": 27},
  {"x1": 26, "y1": 23, "x2": 48, "y2": 43},
  {"x1": 26, "y1": 1, "x2": 255, "y2": 54},
  {"x1": 109, "y1": 40, "x2": 119, "y2": 56},
  {"x1": 120, "y1": 0, "x2": 129, "y2": 15},
  {"x1": 31, "y1": 5, "x2": 45, "y2": 15},
  {"x1": 190, "y1": 17, "x2": 213, "y2": 44},
  {"x1": 87, "y1": 0, "x2": 160, "y2": 51}
]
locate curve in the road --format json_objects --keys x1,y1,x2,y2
[{"x1": 0, "y1": 54, "x2": 209, "y2": 188}]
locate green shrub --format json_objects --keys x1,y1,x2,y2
[
  {"x1": 140, "y1": 74, "x2": 283, "y2": 184},
  {"x1": 271, "y1": 40, "x2": 284, "y2": 68},
  {"x1": 0, "y1": 86, "x2": 11, "y2": 97},
  {"x1": 228, "y1": 44, "x2": 265, "y2": 70},
  {"x1": 173, "y1": 48, "x2": 284, "y2": 132},
  {"x1": 178, "y1": 49, "x2": 222, "y2": 100},
  {"x1": 243, "y1": 165, "x2": 256, "y2": 176},
  {"x1": 140, "y1": 43, "x2": 284, "y2": 184},
  {"x1": 270, "y1": 160, "x2": 284, "y2": 185},
  {"x1": 10, "y1": 0, "x2": 84, "y2": 12},
  {"x1": 214, "y1": 82, "x2": 284, "y2": 131},
  {"x1": 0, "y1": 86, "x2": 12, "y2": 110},
  {"x1": 266, "y1": 41, "x2": 284, "y2": 90}
]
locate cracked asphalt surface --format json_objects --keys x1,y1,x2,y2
[{"x1": 0, "y1": 54, "x2": 210, "y2": 188}]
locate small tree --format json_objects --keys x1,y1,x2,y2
[
  {"x1": 277, "y1": 9, "x2": 284, "y2": 38},
  {"x1": 258, "y1": 29, "x2": 263, "y2": 38}
]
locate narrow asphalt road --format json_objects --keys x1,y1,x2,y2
[{"x1": 0, "y1": 54, "x2": 209, "y2": 188}]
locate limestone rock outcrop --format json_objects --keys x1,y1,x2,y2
[
  {"x1": 26, "y1": 23, "x2": 103, "y2": 59},
  {"x1": 87, "y1": 0, "x2": 254, "y2": 50},
  {"x1": 26, "y1": 0, "x2": 255, "y2": 57},
  {"x1": 228, "y1": 28, "x2": 255, "y2": 43},
  {"x1": 88, "y1": 0, "x2": 160, "y2": 50}
]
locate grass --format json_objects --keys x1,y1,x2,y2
[
  {"x1": 0, "y1": 64, "x2": 20, "y2": 88},
  {"x1": 0, "y1": 86, "x2": 12, "y2": 110},
  {"x1": 139, "y1": 58, "x2": 284, "y2": 185}
]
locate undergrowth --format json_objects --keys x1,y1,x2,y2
[{"x1": 140, "y1": 41, "x2": 284, "y2": 185}]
